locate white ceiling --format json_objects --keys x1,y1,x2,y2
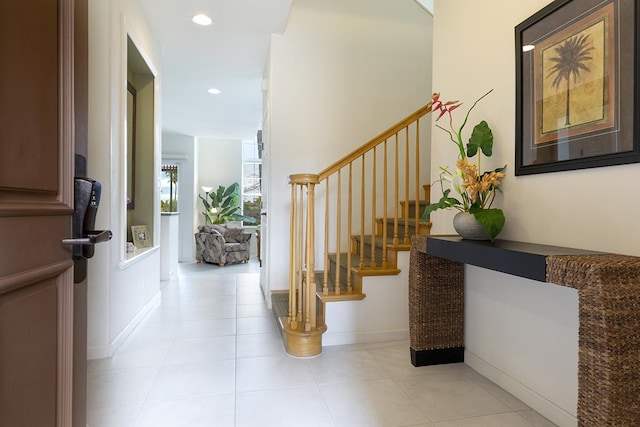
[
  {"x1": 414, "y1": 0, "x2": 433, "y2": 13},
  {"x1": 137, "y1": 0, "x2": 293, "y2": 140}
]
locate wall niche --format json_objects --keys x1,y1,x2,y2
[{"x1": 125, "y1": 35, "x2": 155, "y2": 254}]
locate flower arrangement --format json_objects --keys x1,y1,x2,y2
[{"x1": 422, "y1": 89, "x2": 506, "y2": 241}]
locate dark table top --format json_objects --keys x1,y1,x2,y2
[{"x1": 425, "y1": 235, "x2": 601, "y2": 282}]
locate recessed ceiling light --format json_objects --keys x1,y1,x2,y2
[
  {"x1": 192, "y1": 14, "x2": 212, "y2": 26},
  {"x1": 522, "y1": 44, "x2": 535, "y2": 52},
  {"x1": 208, "y1": 88, "x2": 221, "y2": 95}
]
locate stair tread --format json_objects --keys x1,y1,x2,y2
[
  {"x1": 272, "y1": 291, "x2": 364, "y2": 324},
  {"x1": 328, "y1": 251, "x2": 383, "y2": 268},
  {"x1": 271, "y1": 292, "x2": 289, "y2": 320},
  {"x1": 325, "y1": 250, "x2": 402, "y2": 289},
  {"x1": 315, "y1": 267, "x2": 351, "y2": 294},
  {"x1": 352, "y1": 235, "x2": 414, "y2": 250},
  {"x1": 319, "y1": 292, "x2": 366, "y2": 302},
  {"x1": 376, "y1": 217, "x2": 426, "y2": 225},
  {"x1": 401, "y1": 200, "x2": 430, "y2": 205},
  {"x1": 352, "y1": 234, "x2": 405, "y2": 244}
]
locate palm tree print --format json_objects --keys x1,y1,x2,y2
[{"x1": 547, "y1": 33, "x2": 594, "y2": 126}]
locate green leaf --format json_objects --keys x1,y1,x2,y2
[
  {"x1": 219, "y1": 206, "x2": 237, "y2": 217},
  {"x1": 494, "y1": 165, "x2": 506, "y2": 173},
  {"x1": 215, "y1": 186, "x2": 226, "y2": 202},
  {"x1": 209, "y1": 191, "x2": 220, "y2": 207},
  {"x1": 220, "y1": 196, "x2": 234, "y2": 210},
  {"x1": 467, "y1": 120, "x2": 493, "y2": 158},
  {"x1": 199, "y1": 194, "x2": 210, "y2": 210},
  {"x1": 421, "y1": 189, "x2": 461, "y2": 221},
  {"x1": 229, "y1": 213, "x2": 257, "y2": 224},
  {"x1": 469, "y1": 207, "x2": 505, "y2": 242},
  {"x1": 223, "y1": 183, "x2": 239, "y2": 199}
]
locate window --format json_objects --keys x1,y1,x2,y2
[
  {"x1": 160, "y1": 164, "x2": 178, "y2": 212},
  {"x1": 242, "y1": 138, "x2": 261, "y2": 225}
]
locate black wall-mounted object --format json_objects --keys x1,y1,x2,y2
[{"x1": 63, "y1": 177, "x2": 112, "y2": 283}]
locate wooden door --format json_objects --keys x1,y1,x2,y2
[{"x1": 0, "y1": 0, "x2": 77, "y2": 425}]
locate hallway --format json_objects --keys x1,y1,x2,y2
[{"x1": 86, "y1": 261, "x2": 556, "y2": 426}]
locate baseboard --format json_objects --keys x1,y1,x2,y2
[
  {"x1": 411, "y1": 347, "x2": 464, "y2": 366},
  {"x1": 465, "y1": 350, "x2": 577, "y2": 427},
  {"x1": 322, "y1": 328, "x2": 409, "y2": 346},
  {"x1": 87, "y1": 344, "x2": 110, "y2": 360},
  {"x1": 87, "y1": 291, "x2": 161, "y2": 360}
]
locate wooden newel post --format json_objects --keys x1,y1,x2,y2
[
  {"x1": 305, "y1": 180, "x2": 316, "y2": 332},
  {"x1": 284, "y1": 174, "x2": 324, "y2": 357}
]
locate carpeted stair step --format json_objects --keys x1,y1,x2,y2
[
  {"x1": 327, "y1": 251, "x2": 384, "y2": 283},
  {"x1": 270, "y1": 291, "x2": 330, "y2": 329},
  {"x1": 271, "y1": 291, "x2": 289, "y2": 329},
  {"x1": 399, "y1": 200, "x2": 431, "y2": 218},
  {"x1": 315, "y1": 270, "x2": 344, "y2": 295},
  {"x1": 314, "y1": 268, "x2": 367, "y2": 302},
  {"x1": 374, "y1": 218, "x2": 423, "y2": 241},
  {"x1": 352, "y1": 234, "x2": 395, "y2": 261},
  {"x1": 326, "y1": 252, "x2": 364, "y2": 289}
]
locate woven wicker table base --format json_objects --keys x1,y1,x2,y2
[
  {"x1": 409, "y1": 240, "x2": 464, "y2": 365},
  {"x1": 409, "y1": 235, "x2": 640, "y2": 426}
]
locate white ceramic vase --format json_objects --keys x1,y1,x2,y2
[{"x1": 452, "y1": 211, "x2": 490, "y2": 240}]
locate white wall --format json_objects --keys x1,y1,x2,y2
[
  {"x1": 266, "y1": 0, "x2": 433, "y2": 294},
  {"x1": 196, "y1": 137, "x2": 243, "y2": 226},
  {"x1": 431, "y1": 1, "x2": 640, "y2": 424},
  {"x1": 324, "y1": 252, "x2": 412, "y2": 345},
  {"x1": 87, "y1": 0, "x2": 162, "y2": 358},
  {"x1": 162, "y1": 132, "x2": 196, "y2": 262}
]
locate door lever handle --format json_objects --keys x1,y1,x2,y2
[{"x1": 62, "y1": 229, "x2": 112, "y2": 246}]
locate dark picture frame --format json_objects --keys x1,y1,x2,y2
[
  {"x1": 515, "y1": 0, "x2": 640, "y2": 175},
  {"x1": 126, "y1": 82, "x2": 136, "y2": 209}
]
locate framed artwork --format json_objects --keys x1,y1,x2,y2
[
  {"x1": 515, "y1": 0, "x2": 640, "y2": 175},
  {"x1": 126, "y1": 82, "x2": 136, "y2": 209},
  {"x1": 131, "y1": 225, "x2": 151, "y2": 248}
]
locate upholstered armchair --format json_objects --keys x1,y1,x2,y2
[{"x1": 194, "y1": 224, "x2": 252, "y2": 266}]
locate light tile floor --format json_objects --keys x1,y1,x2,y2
[{"x1": 87, "y1": 261, "x2": 557, "y2": 427}]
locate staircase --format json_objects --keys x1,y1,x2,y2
[
  {"x1": 322, "y1": 193, "x2": 430, "y2": 294},
  {"x1": 272, "y1": 104, "x2": 434, "y2": 357}
]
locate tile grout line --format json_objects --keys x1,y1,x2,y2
[
  {"x1": 128, "y1": 276, "x2": 179, "y2": 427},
  {"x1": 234, "y1": 272, "x2": 239, "y2": 427}
]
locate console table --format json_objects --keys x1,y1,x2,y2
[{"x1": 409, "y1": 235, "x2": 640, "y2": 426}]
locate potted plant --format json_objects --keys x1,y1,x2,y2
[
  {"x1": 422, "y1": 90, "x2": 506, "y2": 241},
  {"x1": 199, "y1": 182, "x2": 257, "y2": 225}
]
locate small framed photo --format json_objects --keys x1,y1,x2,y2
[
  {"x1": 515, "y1": 0, "x2": 640, "y2": 175},
  {"x1": 131, "y1": 225, "x2": 151, "y2": 248}
]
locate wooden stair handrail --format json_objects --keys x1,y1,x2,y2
[{"x1": 318, "y1": 103, "x2": 432, "y2": 180}]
